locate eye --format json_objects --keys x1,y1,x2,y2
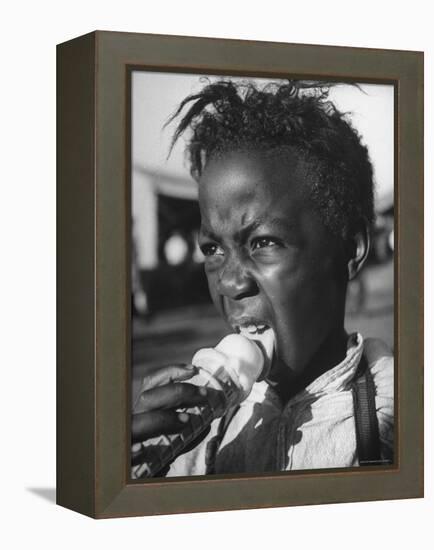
[
  {"x1": 251, "y1": 237, "x2": 280, "y2": 251},
  {"x1": 200, "y1": 243, "x2": 225, "y2": 257}
]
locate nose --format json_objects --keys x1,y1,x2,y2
[{"x1": 217, "y1": 253, "x2": 258, "y2": 300}]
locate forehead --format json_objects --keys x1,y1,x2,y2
[{"x1": 198, "y1": 149, "x2": 314, "y2": 225}]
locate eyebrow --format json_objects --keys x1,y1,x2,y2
[
  {"x1": 199, "y1": 226, "x2": 218, "y2": 240},
  {"x1": 200, "y1": 217, "x2": 296, "y2": 242},
  {"x1": 239, "y1": 217, "x2": 296, "y2": 236}
]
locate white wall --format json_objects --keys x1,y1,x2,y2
[{"x1": 2, "y1": 1, "x2": 432, "y2": 549}]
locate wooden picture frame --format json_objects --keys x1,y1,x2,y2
[{"x1": 57, "y1": 30, "x2": 423, "y2": 518}]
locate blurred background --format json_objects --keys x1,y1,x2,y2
[{"x1": 131, "y1": 72, "x2": 394, "y2": 399}]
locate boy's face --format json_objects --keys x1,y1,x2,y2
[{"x1": 198, "y1": 149, "x2": 348, "y2": 381}]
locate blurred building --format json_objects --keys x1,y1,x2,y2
[{"x1": 132, "y1": 164, "x2": 208, "y2": 315}]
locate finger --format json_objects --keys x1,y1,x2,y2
[
  {"x1": 131, "y1": 410, "x2": 191, "y2": 442},
  {"x1": 139, "y1": 365, "x2": 197, "y2": 392},
  {"x1": 134, "y1": 382, "x2": 208, "y2": 414}
]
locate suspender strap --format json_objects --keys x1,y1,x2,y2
[{"x1": 352, "y1": 355, "x2": 382, "y2": 466}]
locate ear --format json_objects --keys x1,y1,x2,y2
[{"x1": 346, "y1": 219, "x2": 370, "y2": 280}]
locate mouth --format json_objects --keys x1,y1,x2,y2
[
  {"x1": 235, "y1": 323, "x2": 270, "y2": 336},
  {"x1": 230, "y1": 317, "x2": 271, "y2": 337},
  {"x1": 230, "y1": 317, "x2": 275, "y2": 378}
]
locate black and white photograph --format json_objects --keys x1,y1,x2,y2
[{"x1": 129, "y1": 72, "x2": 395, "y2": 479}]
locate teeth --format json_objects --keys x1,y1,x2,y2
[{"x1": 238, "y1": 324, "x2": 268, "y2": 335}]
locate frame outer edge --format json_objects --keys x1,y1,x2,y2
[
  {"x1": 75, "y1": 31, "x2": 423, "y2": 518},
  {"x1": 397, "y1": 50, "x2": 424, "y2": 498},
  {"x1": 56, "y1": 31, "x2": 97, "y2": 518}
]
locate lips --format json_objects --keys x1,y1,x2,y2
[
  {"x1": 228, "y1": 316, "x2": 272, "y2": 337},
  {"x1": 237, "y1": 324, "x2": 269, "y2": 336}
]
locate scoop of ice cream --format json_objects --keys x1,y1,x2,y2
[{"x1": 191, "y1": 334, "x2": 265, "y2": 399}]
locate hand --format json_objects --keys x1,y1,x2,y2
[{"x1": 131, "y1": 364, "x2": 209, "y2": 466}]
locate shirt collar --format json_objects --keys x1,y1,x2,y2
[
  {"x1": 247, "y1": 333, "x2": 364, "y2": 407},
  {"x1": 288, "y1": 332, "x2": 364, "y2": 405}
]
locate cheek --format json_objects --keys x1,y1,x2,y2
[
  {"x1": 204, "y1": 269, "x2": 222, "y2": 309},
  {"x1": 282, "y1": 256, "x2": 342, "y2": 317},
  {"x1": 266, "y1": 257, "x2": 344, "y2": 347}
]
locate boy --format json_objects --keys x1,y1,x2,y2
[{"x1": 131, "y1": 80, "x2": 394, "y2": 476}]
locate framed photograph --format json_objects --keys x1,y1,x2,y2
[{"x1": 57, "y1": 31, "x2": 423, "y2": 518}]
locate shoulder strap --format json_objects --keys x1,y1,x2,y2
[
  {"x1": 352, "y1": 354, "x2": 382, "y2": 466},
  {"x1": 205, "y1": 405, "x2": 240, "y2": 474}
]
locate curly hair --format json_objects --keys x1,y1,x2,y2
[{"x1": 167, "y1": 79, "x2": 375, "y2": 240}]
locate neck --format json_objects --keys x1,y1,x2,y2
[{"x1": 271, "y1": 326, "x2": 348, "y2": 403}]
